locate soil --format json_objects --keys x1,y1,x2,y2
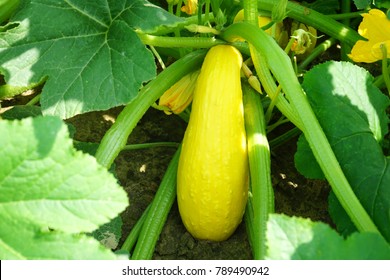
[{"x1": 66, "y1": 106, "x2": 332, "y2": 260}]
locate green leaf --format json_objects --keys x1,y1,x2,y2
[
  {"x1": 0, "y1": 105, "x2": 42, "y2": 119},
  {"x1": 0, "y1": 0, "x2": 182, "y2": 118},
  {"x1": 302, "y1": 0, "x2": 340, "y2": 14},
  {"x1": 1, "y1": 214, "x2": 117, "y2": 259},
  {"x1": 352, "y1": 0, "x2": 371, "y2": 9},
  {"x1": 0, "y1": 116, "x2": 129, "y2": 259},
  {"x1": 266, "y1": 214, "x2": 390, "y2": 260},
  {"x1": 295, "y1": 61, "x2": 390, "y2": 240},
  {"x1": 90, "y1": 216, "x2": 123, "y2": 250},
  {"x1": 376, "y1": 0, "x2": 390, "y2": 9},
  {"x1": 294, "y1": 135, "x2": 325, "y2": 180}
]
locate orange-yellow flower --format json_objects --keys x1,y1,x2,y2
[
  {"x1": 158, "y1": 70, "x2": 199, "y2": 115},
  {"x1": 349, "y1": 9, "x2": 390, "y2": 63},
  {"x1": 181, "y1": 0, "x2": 198, "y2": 15}
]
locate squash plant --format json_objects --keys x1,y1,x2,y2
[{"x1": 1, "y1": 0, "x2": 390, "y2": 260}]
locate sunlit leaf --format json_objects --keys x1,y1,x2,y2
[
  {"x1": 266, "y1": 214, "x2": 390, "y2": 260},
  {"x1": 295, "y1": 61, "x2": 390, "y2": 240},
  {"x1": 0, "y1": 116, "x2": 129, "y2": 259},
  {"x1": 0, "y1": 0, "x2": 183, "y2": 118}
]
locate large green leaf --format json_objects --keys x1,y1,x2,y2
[
  {"x1": 0, "y1": 0, "x2": 182, "y2": 118},
  {"x1": 295, "y1": 61, "x2": 390, "y2": 240},
  {"x1": 266, "y1": 214, "x2": 390, "y2": 260},
  {"x1": 0, "y1": 116, "x2": 129, "y2": 259}
]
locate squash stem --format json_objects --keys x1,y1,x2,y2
[
  {"x1": 380, "y1": 44, "x2": 390, "y2": 96},
  {"x1": 121, "y1": 204, "x2": 151, "y2": 254},
  {"x1": 242, "y1": 0, "x2": 273, "y2": 260},
  {"x1": 250, "y1": 49, "x2": 303, "y2": 129},
  {"x1": 137, "y1": 33, "x2": 225, "y2": 49},
  {"x1": 95, "y1": 50, "x2": 206, "y2": 169},
  {"x1": 298, "y1": 37, "x2": 337, "y2": 71},
  {"x1": 243, "y1": 81, "x2": 274, "y2": 260},
  {"x1": 222, "y1": 22, "x2": 380, "y2": 236},
  {"x1": 122, "y1": 142, "x2": 179, "y2": 151}
]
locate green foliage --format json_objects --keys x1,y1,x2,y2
[
  {"x1": 266, "y1": 214, "x2": 390, "y2": 260},
  {"x1": 353, "y1": 0, "x2": 371, "y2": 9},
  {"x1": 295, "y1": 61, "x2": 390, "y2": 240},
  {"x1": 0, "y1": 0, "x2": 182, "y2": 119},
  {"x1": 0, "y1": 116, "x2": 129, "y2": 259},
  {"x1": 353, "y1": 0, "x2": 390, "y2": 9},
  {"x1": 0, "y1": 105, "x2": 42, "y2": 119},
  {"x1": 90, "y1": 216, "x2": 123, "y2": 250},
  {"x1": 0, "y1": 0, "x2": 20, "y2": 24}
]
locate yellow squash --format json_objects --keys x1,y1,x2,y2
[{"x1": 177, "y1": 45, "x2": 249, "y2": 241}]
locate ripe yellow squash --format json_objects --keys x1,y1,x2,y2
[{"x1": 177, "y1": 45, "x2": 249, "y2": 241}]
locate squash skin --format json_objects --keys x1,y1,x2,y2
[{"x1": 177, "y1": 45, "x2": 249, "y2": 241}]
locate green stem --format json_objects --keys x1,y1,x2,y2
[
  {"x1": 269, "y1": 127, "x2": 301, "y2": 149},
  {"x1": 242, "y1": 0, "x2": 302, "y2": 128},
  {"x1": 257, "y1": 0, "x2": 362, "y2": 46},
  {"x1": 374, "y1": 63, "x2": 390, "y2": 90},
  {"x1": 244, "y1": 197, "x2": 255, "y2": 253},
  {"x1": 243, "y1": 0, "x2": 273, "y2": 260},
  {"x1": 340, "y1": 0, "x2": 351, "y2": 60},
  {"x1": 150, "y1": 46, "x2": 166, "y2": 69},
  {"x1": 0, "y1": 82, "x2": 40, "y2": 100},
  {"x1": 222, "y1": 22, "x2": 380, "y2": 235},
  {"x1": 121, "y1": 204, "x2": 151, "y2": 254},
  {"x1": 380, "y1": 44, "x2": 390, "y2": 96},
  {"x1": 267, "y1": 117, "x2": 290, "y2": 133},
  {"x1": 131, "y1": 147, "x2": 181, "y2": 260},
  {"x1": 95, "y1": 50, "x2": 207, "y2": 169},
  {"x1": 168, "y1": 3, "x2": 173, "y2": 14},
  {"x1": 122, "y1": 142, "x2": 179, "y2": 151},
  {"x1": 298, "y1": 38, "x2": 337, "y2": 71},
  {"x1": 0, "y1": 0, "x2": 19, "y2": 24},
  {"x1": 175, "y1": 0, "x2": 183, "y2": 17},
  {"x1": 204, "y1": 0, "x2": 210, "y2": 25},
  {"x1": 137, "y1": 33, "x2": 225, "y2": 48},
  {"x1": 327, "y1": 11, "x2": 363, "y2": 20},
  {"x1": 243, "y1": 81, "x2": 274, "y2": 260},
  {"x1": 26, "y1": 93, "x2": 40, "y2": 105},
  {"x1": 251, "y1": 49, "x2": 303, "y2": 129}
]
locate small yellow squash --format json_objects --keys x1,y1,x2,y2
[{"x1": 177, "y1": 45, "x2": 249, "y2": 241}]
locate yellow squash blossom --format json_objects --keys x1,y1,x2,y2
[
  {"x1": 158, "y1": 70, "x2": 200, "y2": 115},
  {"x1": 181, "y1": 0, "x2": 198, "y2": 15},
  {"x1": 349, "y1": 9, "x2": 390, "y2": 63}
]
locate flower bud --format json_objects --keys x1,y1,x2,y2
[
  {"x1": 159, "y1": 70, "x2": 200, "y2": 115},
  {"x1": 290, "y1": 22, "x2": 317, "y2": 56}
]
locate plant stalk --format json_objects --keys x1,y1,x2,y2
[
  {"x1": 242, "y1": 0, "x2": 273, "y2": 260},
  {"x1": 0, "y1": 0, "x2": 19, "y2": 24},
  {"x1": 243, "y1": 81, "x2": 274, "y2": 260},
  {"x1": 121, "y1": 204, "x2": 151, "y2": 254},
  {"x1": 137, "y1": 33, "x2": 225, "y2": 48}
]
